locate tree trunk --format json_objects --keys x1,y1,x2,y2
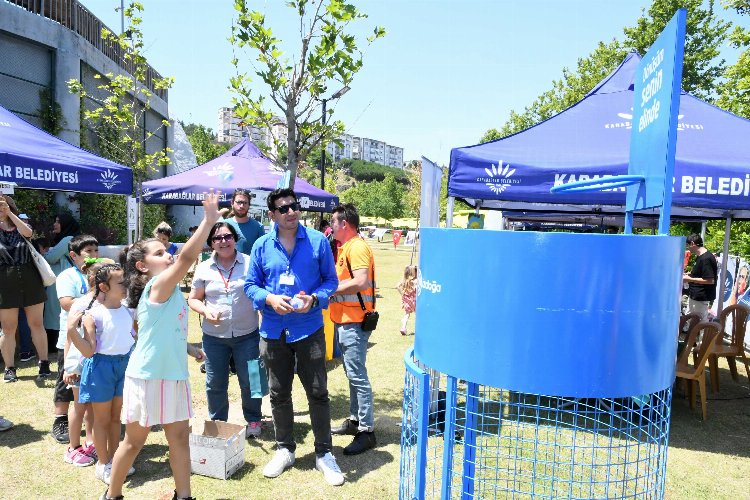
[{"x1": 286, "y1": 103, "x2": 297, "y2": 190}]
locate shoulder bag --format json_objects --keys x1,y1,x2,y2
[
  {"x1": 24, "y1": 236, "x2": 56, "y2": 286},
  {"x1": 345, "y1": 257, "x2": 379, "y2": 331}
]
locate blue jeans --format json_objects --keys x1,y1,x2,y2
[
  {"x1": 203, "y1": 330, "x2": 262, "y2": 423},
  {"x1": 336, "y1": 322, "x2": 374, "y2": 431}
]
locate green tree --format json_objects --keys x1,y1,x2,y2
[
  {"x1": 716, "y1": 0, "x2": 750, "y2": 118},
  {"x1": 182, "y1": 123, "x2": 230, "y2": 165},
  {"x1": 481, "y1": 40, "x2": 626, "y2": 141},
  {"x1": 67, "y1": 2, "x2": 173, "y2": 237},
  {"x1": 340, "y1": 173, "x2": 404, "y2": 220},
  {"x1": 623, "y1": 0, "x2": 730, "y2": 100},
  {"x1": 482, "y1": 0, "x2": 731, "y2": 141},
  {"x1": 230, "y1": 0, "x2": 385, "y2": 187}
]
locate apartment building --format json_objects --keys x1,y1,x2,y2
[
  {"x1": 217, "y1": 107, "x2": 287, "y2": 158},
  {"x1": 330, "y1": 134, "x2": 404, "y2": 169}
]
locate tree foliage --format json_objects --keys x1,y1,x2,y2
[
  {"x1": 482, "y1": 0, "x2": 731, "y2": 141},
  {"x1": 230, "y1": 0, "x2": 385, "y2": 187},
  {"x1": 623, "y1": 0, "x2": 730, "y2": 100},
  {"x1": 716, "y1": 1, "x2": 750, "y2": 118},
  {"x1": 182, "y1": 123, "x2": 231, "y2": 165},
  {"x1": 340, "y1": 173, "x2": 405, "y2": 220},
  {"x1": 67, "y1": 2, "x2": 170, "y2": 239},
  {"x1": 339, "y1": 158, "x2": 408, "y2": 183},
  {"x1": 67, "y1": 2, "x2": 174, "y2": 186}
]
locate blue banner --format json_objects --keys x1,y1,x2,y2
[{"x1": 627, "y1": 9, "x2": 687, "y2": 216}]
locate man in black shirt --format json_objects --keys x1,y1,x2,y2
[{"x1": 683, "y1": 233, "x2": 718, "y2": 320}]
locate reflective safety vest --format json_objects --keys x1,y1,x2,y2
[{"x1": 329, "y1": 237, "x2": 375, "y2": 324}]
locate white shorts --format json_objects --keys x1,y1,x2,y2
[{"x1": 121, "y1": 376, "x2": 193, "y2": 427}]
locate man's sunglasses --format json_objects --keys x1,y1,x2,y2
[
  {"x1": 274, "y1": 202, "x2": 300, "y2": 214},
  {"x1": 211, "y1": 234, "x2": 235, "y2": 243}
]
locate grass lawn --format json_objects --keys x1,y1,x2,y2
[{"x1": 1, "y1": 240, "x2": 750, "y2": 499}]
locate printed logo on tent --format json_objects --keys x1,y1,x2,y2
[
  {"x1": 298, "y1": 196, "x2": 325, "y2": 210},
  {"x1": 142, "y1": 187, "x2": 153, "y2": 201},
  {"x1": 0, "y1": 121, "x2": 10, "y2": 128},
  {"x1": 604, "y1": 110, "x2": 703, "y2": 130},
  {"x1": 98, "y1": 169, "x2": 122, "y2": 190},
  {"x1": 476, "y1": 160, "x2": 518, "y2": 194},
  {"x1": 203, "y1": 162, "x2": 235, "y2": 183},
  {"x1": 417, "y1": 268, "x2": 441, "y2": 297}
]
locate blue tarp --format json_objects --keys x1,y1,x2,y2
[
  {"x1": 0, "y1": 104, "x2": 133, "y2": 195},
  {"x1": 449, "y1": 53, "x2": 750, "y2": 218}
]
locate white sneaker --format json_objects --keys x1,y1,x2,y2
[
  {"x1": 0, "y1": 416, "x2": 13, "y2": 432},
  {"x1": 315, "y1": 452, "x2": 344, "y2": 486},
  {"x1": 95, "y1": 462, "x2": 111, "y2": 485},
  {"x1": 262, "y1": 448, "x2": 295, "y2": 478}
]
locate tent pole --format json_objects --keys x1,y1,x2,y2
[
  {"x1": 700, "y1": 221, "x2": 707, "y2": 241},
  {"x1": 446, "y1": 197, "x2": 455, "y2": 228},
  {"x1": 717, "y1": 215, "x2": 732, "y2": 318}
]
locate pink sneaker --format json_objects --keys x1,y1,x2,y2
[
  {"x1": 82, "y1": 442, "x2": 97, "y2": 461},
  {"x1": 246, "y1": 421, "x2": 262, "y2": 439},
  {"x1": 64, "y1": 446, "x2": 95, "y2": 467}
]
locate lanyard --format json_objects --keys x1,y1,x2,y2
[{"x1": 217, "y1": 264, "x2": 235, "y2": 294}]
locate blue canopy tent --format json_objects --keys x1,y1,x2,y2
[
  {"x1": 141, "y1": 139, "x2": 338, "y2": 212},
  {"x1": 448, "y1": 52, "x2": 750, "y2": 221},
  {"x1": 0, "y1": 104, "x2": 132, "y2": 194},
  {"x1": 448, "y1": 52, "x2": 750, "y2": 307}
]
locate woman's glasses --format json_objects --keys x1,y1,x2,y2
[
  {"x1": 274, "y1": 202, "x2": 300, "y2": 214},
  {"x1": 211, "y1": 234, "x2": 234, "y2": 243}
]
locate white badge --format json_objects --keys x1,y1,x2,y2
[
  {"x1": 279, "y1": 272, "x2": 294, "y2": 286},
  {"x1": 217, "y1": 294, "x2": 232, "y2": 306}
]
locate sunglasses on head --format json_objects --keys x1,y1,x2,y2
[
  {"x1": 211, "y1": 234, "x2": 234, "y2": 243},
  {"x1": 274, "y1": 202, "x2": 300, "y2": 214}
]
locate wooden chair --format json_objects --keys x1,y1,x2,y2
[
  {"x1": 676, "y1": 321, "x2": 721, "y2": 420},
  {"x1": 677, "y1": 313, "x2": 702, "y2": 364},
  {"x1": 709, "y1": 304, "x2": 750, "y2": 392}
]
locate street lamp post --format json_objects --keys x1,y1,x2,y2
[{"x1": 319, "y1": 86, "x2": 350, "y2": 195}]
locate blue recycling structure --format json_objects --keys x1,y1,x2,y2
[
  {"x1": 400, "y1": 10, "x2": 687, "y2": 500},
  {"x1": 399, "y1": 230, "x2": 683, "y2": 499}
]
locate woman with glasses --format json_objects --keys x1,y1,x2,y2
[{"x1": 187, "y1": 222, "x2": 263, "y2": 439}]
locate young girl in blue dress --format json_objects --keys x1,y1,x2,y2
[{"x1": 102, "y1": 192, "x2": 221, "y2": 500}]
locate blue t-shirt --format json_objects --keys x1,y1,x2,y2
[
  {"x1": 244, "y1": 224, "x2": 337, "y2": 342},
  {"x1": 225, "y1": 217, "x2": 265, "y2": 255},
  {"x1": 55, "y1": 266, "x2": 88, "y2": 349},
  {"x1": 126, "y1": 276, "x2": 189, "y2": 381}
]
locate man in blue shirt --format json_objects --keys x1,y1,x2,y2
[
  {"x1": 244, "y1": 188, "x2": 343, "y2": 486},
  {"x1": 225, "y1": 188, "x2": 265, "y2": 255}
]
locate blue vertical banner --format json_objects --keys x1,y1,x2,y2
[{"x1": 627, "y1": 9, "x2": 687, "y2": 233}]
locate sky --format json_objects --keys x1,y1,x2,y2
[{"x1": 82, "y1": 0, "x2": 746, "y2": 166}]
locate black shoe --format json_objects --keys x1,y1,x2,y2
[
  {"x1": 100, "y1": 489, "x2": 124, "y2": 500},
  {"x1": 51, "y1": 415, "x2": 70, "y2": 444},
  {"x1": 37, "y1": 360, "x2": 52, "y2": 379},
  {"x1": 19, "y1": 351, "x2": 36, "y2": 362},
  {"x1": 3, "y1": 367, "x2": 17, "y2": 383},
  {"x1": 172, "y1": 490, "x2": 196, "y2": 500},
  {"x1": 331, "y1": 418, "x2": 359, "y2": 436},
  {"x1": 200, "y1": 363, "x2": 206, "y2": 374},
  {"x1": 343, "y1": 431, "x2": 376, "y2": 456}
]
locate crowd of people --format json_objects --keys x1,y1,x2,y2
[{"x1": 0, "y1": 187, "x2": 406, "y2": 499}]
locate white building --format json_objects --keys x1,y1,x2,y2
[
  {"x1": 217, "y1": 107, "x2": 287, "y2": 158},
  {"x1": 328, "y1": 134, "x2": 404, "y2": 169}
]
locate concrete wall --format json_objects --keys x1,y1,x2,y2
[{"x1": 0, "y1": 1, "x2": 168, "y2": 146}]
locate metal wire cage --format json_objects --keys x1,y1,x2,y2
[{"x1": 400, "y1": 349, "x2": 673, "y2": 499}]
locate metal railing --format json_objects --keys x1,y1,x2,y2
[{"x1": 4, "y1": 0, "x2": 167, "y2": 101}]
